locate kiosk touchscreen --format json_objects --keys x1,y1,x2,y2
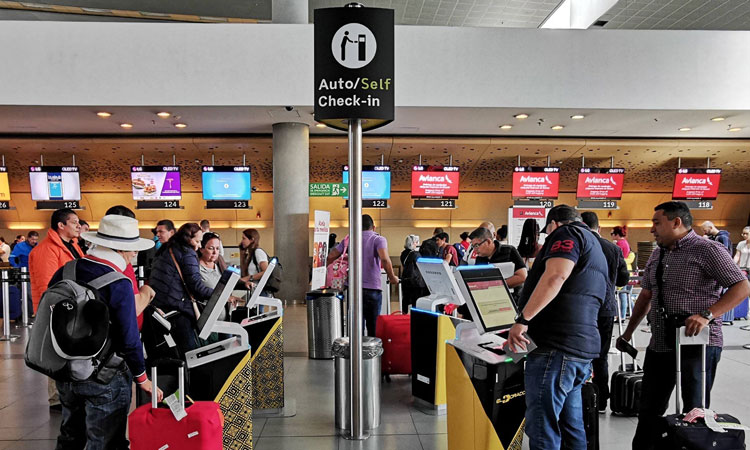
[
  {"x1": 239, "y1": 258, "x2": 283, "y2": 326},
  {"x1": 415, "y1": 258, "x2": 466, "y2": 311},
  {"x1": 453, "y1": 266, "x2": 536, "y2": 363}
]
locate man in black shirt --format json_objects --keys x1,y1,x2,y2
[{"x1": 468, "y1": 226, "x2": 527, "y2": 295}]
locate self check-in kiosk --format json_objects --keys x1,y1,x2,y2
[
  {"x1": 410, "y1": 258, "x2": 467, "y2": 413},
  {"x1": 446, "y1": 265, "x2": 535, "y2": 450}
]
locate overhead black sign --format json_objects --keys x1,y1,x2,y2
[{"x1": 314, "y1": 6, "x2": 394, "y2": 131}]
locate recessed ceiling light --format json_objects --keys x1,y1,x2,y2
[
  {"x1": 499, "y1": 124, "x2": 513, "y2": 130},
  {"x1": 174, "y1": 123, "x2": 188, "y2": 129},
  {"x1": 678, "y1": 127, "x2": 691, "y2": 132},
  {"x1": 570, "y1": 115, "x2": 585, "y2": 120},
  {"x1": 156, "y1": 112, "x2": 171, "y2": 118},
  {"x1": 711, "y1": 117, "x2": 725, "y2": 122},
  {"x1": 119, "y1": 123, "x2": 133, "y2": 129},
  {"x1": 514, "y1": 113, "x2": 529, "y2": 119},
  {"x1": 728, "y1": 127, "x2": 742, "y2": 132},
  {"x1": 96, "y1": 112, "x2": 112, "y2": 118},
  {"x1": 315, "y1": 123, "x2": 327, "y2": 128},
  {"x1": 551, "y1": 125, "x2": 564, "y2": 130}
]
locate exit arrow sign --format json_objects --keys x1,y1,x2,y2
[{"x1": 309, "y1": 183, "x2": 349, "y2": 197}]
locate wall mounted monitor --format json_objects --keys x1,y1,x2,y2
[
  {"x1": 454, "y1": 265, "x2": 519, "y2": 334},
  {"x1": 672, "y1": 168, "x2": 721, "y2": 200},
  {"x1": 411, "y1": 165, "x2": 460, "y2": 199},
  {"x1": 511, "y1": 167, "x2": 560, "y2": 199},
  {"x1": 131, "y1": 166, "x2": 182, "y2": 201},
  {"x1": 202, "y1": 166, "x2": 251, "y2": 201},
  {"x1": 576, "y1": 168, "x2": 625, "y2": 200},
  {"x1": 342, "y1": 165, "x2": 391, "y2": 200},
  {"x1": 29, "y1": 166, "x2": 81, "y2": 201},
  {"x1": 0, "y1": 167, "x2": 9, "y2": 201}
]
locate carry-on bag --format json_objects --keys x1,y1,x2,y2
[
  {"x1": 129, "y1": 358, "x2": 224, "y2": 450},
  {"x1": 375, "y1": 311, "x2": 411, "y2": 376},
  {"x1": 610, "y1": 303, "x2": 643, "y2": 416},
  {"x1": 653, "y1": 327, "x2": 746, "y2": 449},
  {"x1": 732, "y1": 297, "x2": 749, "y2": 320},
  {"x1": 581, "y1": 382, "x2": 600, "y2": 450}
]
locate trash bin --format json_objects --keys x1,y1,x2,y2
[
  {"x1": 306, "y1": 289, "x2": 344, "y2": 359},
  {"x1": 333, "y1": 336, "x2": 383, "y2": 432}
]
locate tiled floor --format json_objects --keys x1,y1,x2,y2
[{"x1": 1, "y1": 304, "x2": 749, "y2": 449}]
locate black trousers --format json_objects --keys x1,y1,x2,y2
[{"x1": 591, "y1": 314, "x2": 615, "y2": 410}]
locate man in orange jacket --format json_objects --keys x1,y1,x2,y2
[{"x1": 29, "y1": 208, "x2": 83, "y2": 412}]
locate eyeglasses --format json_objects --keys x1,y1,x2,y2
[{"x1": 470, "y1": 239, "x2": 490, "y2": 249}]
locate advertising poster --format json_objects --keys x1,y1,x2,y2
[
  {"x1": 131, "y1": 166, "x2": 182, "y2": 201},
  {"x1": 202, "y1": 166, "x2": 252, "y2": 201},
  {"x1": 311, "y1": 210, "x2": 331, "y2": 290},
  {"x1": 29, "y1": 166, "x2": 81, "y2": 201},
  {"x1": 508, "y1": 206, "x2": 549, "y2": 248},
  {"x1": 411, "y1": 165, "x2": 460, "y2": 198},
  {"x1": 672, "y1": 168, "x2": 721, "y2": 200},
  {"x1": 577, "y1": 168, "x2": 625, "y2": 199},
  {"x1": 511, "y1": 167, "x2": 560, "y2": 199}
]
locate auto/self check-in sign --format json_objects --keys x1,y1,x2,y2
[{"x1": 314, "y1": 6, "x2": 394, "y2": 131}]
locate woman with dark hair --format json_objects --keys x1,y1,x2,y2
[
  {"x1": 611, "y1": 225, "x2": 634, "y2": 269},
  {"x1": 517, "y1": 219, "x2": 541, "y2": 267},
  {"x1": 239, "y1": 228, "x2": 269, "y2": 284},
  {"x1": 149, "y1": 222, "x2": 214, "y2": 352}
]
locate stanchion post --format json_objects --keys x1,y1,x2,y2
[
  {"x1": 20, "y1": 267, "x2": 30, "y2": 328},
  {"x1": 0, "y1": 270, "x2": 20, "y2": 341}
]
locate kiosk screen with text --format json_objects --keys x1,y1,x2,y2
[
  {"x1": 202, "y1": 167, "x2": 251, "y2": 201},
  {"x1": 131, "y1": 166, "x2": 182, "y2": 201},
  {"x1": 411, "y1": 166, "x2": 460, "y2": 198},
  {"x1": 343, "y1": 165, "x2": 391, "y2": 199},
  {"x1": 467, "y1": 279, "x2": 517, "y2": 329},
  {"x1": 576, "y1": 168, "x2": 625, "y2": 199},
  {"x1": 672, "y1": 168, "x2": 721, "y2": 200},
  {"x1": 512, "y1": 167, "x2": 560, "y2": 198},
  {"x1": 29, "y1": 167, "x2": 81, "y2": 201}
]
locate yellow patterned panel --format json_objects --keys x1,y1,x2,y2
[
  {"x1": 250, "y1": 318, "x2": 285, "y2": 410},
  {"x1": 215, "y1": 350, "x2": 253, "y2": 450}
]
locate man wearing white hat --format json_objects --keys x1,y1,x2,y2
[{"x1": 48, "y1": 214, "x2": 163, "y2": 450}]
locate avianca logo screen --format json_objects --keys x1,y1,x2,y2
[
  {"x1": 672, "y1": 170, "x2": 721, "y2": 200},
  {"x1": 576, "y1": 169, "x2": 625, "y2": 199},
  {"x1": 512, "y1": 168, "x2": 560, "y2": 199},
  {"x1": 411, "y1": 166, "x2": 460, "y2": 198}
]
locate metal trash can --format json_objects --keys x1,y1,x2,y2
[
  {"x1": 306, "y1": 289, "x2": 344, "y2": 359},
  {"x1": 333, "y1": 336, "x2": 383, "y2": 432}
]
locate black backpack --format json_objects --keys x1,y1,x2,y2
[{"x1": 252, "y1": 249, "x2": 283, "y2": 293}]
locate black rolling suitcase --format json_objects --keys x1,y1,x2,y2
[
  {"x1": 610, "y1": 306, "x2": 643, "y2": 416},
  {"x1": 654, "y1": 327, "x2": 746, "y2": 449},
  {"x1": 581, "y1": 382, "x2": 600, "y2": 450}
]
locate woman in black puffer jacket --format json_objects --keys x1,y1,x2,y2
[{"x1": 149, "y1": 222, "x2": 214, "y2": 352}]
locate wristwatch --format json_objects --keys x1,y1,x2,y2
[
  {"x1": 515, "y1": 313, "x2": 531, "y2": 326},
  {"x1": 699, "y1": 310, "x2": 714, "y2": 321}
]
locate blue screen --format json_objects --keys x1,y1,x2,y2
[
  {"x1": 342, "y1": 170, "x2": 391, "y2": 199},
  {"x1": 202, "y1": 171, "x2": 252, "y2": 200}
]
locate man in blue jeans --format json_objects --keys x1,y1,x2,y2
[
  {"x1": 328, "y1": 214, "x2": 399, "y2": 336},
  {"x1": 507, "y1": 205, "x2": 609, "y2": 450}
]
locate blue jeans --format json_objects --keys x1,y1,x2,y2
[
  {"x1": 618, "y1": 286, "x2": 632, "y2": 318},
  {"x1": 56, "y1": 369, "x2": 133, "y2": 450},
  {"x1": 362, "y1": 288, "x2": 382, "y2": 336},
  {"x1": 524, "y1": 350, "x2": 592, "y2": 450},
  {"x1": 632, "y1": 346, "x2": 722, "y2": 450}
]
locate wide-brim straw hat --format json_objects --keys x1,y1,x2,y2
[{"x1": 80, "y1": 215, "x2": 155, "y2": 252}]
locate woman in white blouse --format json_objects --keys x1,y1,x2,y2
[{"x1": 734, "y1": 226, "x2": 750, "y2": 270}]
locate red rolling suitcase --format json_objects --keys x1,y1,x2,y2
[
  {"x1": 129, "y1": 359, "x2": 224, "y2": 450},
  {"x1": 376, "y1": 312, "x2": 411, "y2": 375}
]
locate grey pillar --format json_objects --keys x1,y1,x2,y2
[
  {"x1": 273, "y1": 122, "x2": 310, "y2": 303},
  {"x1": 272, "y1": 0, "x2": 308, "y2": 24}
]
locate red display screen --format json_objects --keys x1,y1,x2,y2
[
  {"x1": 576, "y1": 168, "x2": 625, "y2": 200},
  {"x1": 511, "y1": 167, "x2": 560, "y2": 199},
  {"x1": 411, "y1": 165, "x2": 460, "y2": 199},
  {"x1": 672, "y1": 168, "x2": 721, "y2": 200}
]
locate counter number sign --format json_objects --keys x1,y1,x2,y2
[{"x1": 314, "y1": 6, "x2": 394, "y2": 131}]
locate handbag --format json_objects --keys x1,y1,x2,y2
[
  {"x1": 326, "y1": 237, "x2": 349, "y2": 291},
  {"x1": 169, "y1": 248, "x2": 204, "y2": 320}
]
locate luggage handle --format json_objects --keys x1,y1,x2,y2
[
  {"x1": 616, "y1": 296, "x2": 638, "y2": 371},
  {"x1": 674, "y1": 326, "x2": 708, "y2": 415},
  {"x1": 150, "y1": 358, "x2": 186, "y2": 411}
]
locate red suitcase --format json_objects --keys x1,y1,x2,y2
[
  {"x1": 129, "y1": 359, "x2": 224, "y2": 450},
  {"x1": 376, "y1": 312, "x2": 411, "y2": 375}
]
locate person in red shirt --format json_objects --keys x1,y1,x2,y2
[{"x1": 435, "y1": 232, "x2": 459, "y2": 266}]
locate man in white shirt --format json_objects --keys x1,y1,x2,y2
[{"x1": 0, "y1": 237, "x2": 10, "y2": 263}]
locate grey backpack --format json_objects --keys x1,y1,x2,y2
[{"x1": 25, "y1": 260, "x2": 127, "y2": 382}]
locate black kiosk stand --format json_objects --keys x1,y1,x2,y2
[{"x1": 446, "y1": 266, "x2": 535, "y2": 450}]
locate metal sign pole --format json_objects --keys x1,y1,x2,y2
[
  {"x1": 348, "y1": 118, "x2": 366, "y2": 440},
  {"x1": 0, "y1": 270, "x2": 20, "y2": 341},
  {"x1": 19, "y1": 267, "x2": 30, "y2": 328}
]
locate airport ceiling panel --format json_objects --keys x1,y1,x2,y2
[{"x1": 600, "y1": 0, "x2": 750, "y2": 30}]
